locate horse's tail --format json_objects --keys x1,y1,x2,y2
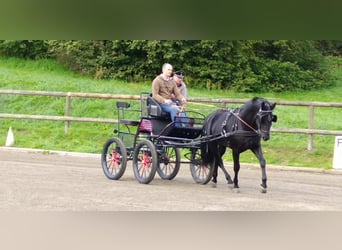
[
  {"x1": 200, "y1": 142, "x2": 214, "y2": 166},
  {"x1": 200, "y1": 112, "x2": 217, "y2": 166}
]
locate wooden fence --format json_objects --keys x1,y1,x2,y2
[{"x1": 1, "y1": 89, "x2": 342, "y2": 150}]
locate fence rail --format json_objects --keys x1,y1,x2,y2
[{"x1": 1, "y1": 89, "x2": 342, "y2": 150}]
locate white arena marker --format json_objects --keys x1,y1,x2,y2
[
  {"x1": 333, "y1": 136, "x2": 342, "y2": 169},
  {"x1": 5, "y1": 127, "x2": 15, "y2": 147}
]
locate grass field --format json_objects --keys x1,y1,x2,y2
[{"x1": 0, "y1": 57, "x2": 342, "y2": 169}]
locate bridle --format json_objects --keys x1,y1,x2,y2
[
  {"x1": 231, "y1": 108, "x2": 274, "y2": 136},
  {"x1": 256, "y1": 109, "x2": 274, "y2": 134}
]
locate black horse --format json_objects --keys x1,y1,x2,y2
[{"x1": 200, "y1": 97, "x2": 277, "y2": 193}]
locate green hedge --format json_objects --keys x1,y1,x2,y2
[{"x1": 0, "y1": 40, "x2": 337, "y2": 92}]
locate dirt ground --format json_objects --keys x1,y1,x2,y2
[{"x1": 1, "y1": 147, "x2": 342, "y2": 211}]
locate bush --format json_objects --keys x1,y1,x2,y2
[
  {"x1": 0, "y1": 40, "x2": 336, "y2": 92},
  {"x1": 0, "y1": 40, "x2": 49, "y2": 59}
]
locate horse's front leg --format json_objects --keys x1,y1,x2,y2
[{"x1": 251, "y1": 146, "x2": 267, "y2": 193}]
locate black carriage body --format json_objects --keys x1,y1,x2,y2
[
  {"x1": 150, "y1": 117, "x2": 202, "y2": 140},
  {"x1": 101, "y1": 92, "x2": 215, "y2": 185}
]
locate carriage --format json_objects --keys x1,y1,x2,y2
[
  {"x1": 101, "y1": 92, "x2": 277, "y2": 192},
  {"x1": 101, "y1": 92, "x2": 215, "y2": 185}
]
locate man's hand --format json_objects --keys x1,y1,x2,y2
[
  {"x1": 164, "y1": 99, "x2": 172, "y2": 105},
  {"x1": 178, "y1": 105, "x2": 186, "y2": 112}
]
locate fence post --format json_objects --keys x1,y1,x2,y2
[
  {"x1": 307, "y1": 105, "x2": 315, "y2": 151},
  {"x1": 65, "y1": 93, "x2": 71, "y2": 135}
]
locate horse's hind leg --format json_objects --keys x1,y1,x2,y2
[
  {"x1": 212, "y1": 162, "x2": 218, "y2": 183},
  {"x1": 217, "y1": 157, "x2": 233, "y2": 184},
  {"x1": 232, "y1": 150, "x2": 240, "y2": 189},
  {"x1": 216, "y1": 146, "x2": 233, "y2": 184}
]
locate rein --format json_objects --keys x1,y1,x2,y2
[{"x1": 231, "y1": 112, "x2": 260, "y2": 135}]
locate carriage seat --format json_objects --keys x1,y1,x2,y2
[
  {"x1": 147, "y1": 95, "x2": 171, "y2": 120},
  {"x1": 116, "y1": 101, "x2": 140, "y2": 126}
]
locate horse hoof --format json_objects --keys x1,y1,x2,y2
[
  {"x1": 211, "y1": 182, "x2": 217, "y2": 188},
  {"x1": 260, "y1": 187, "x2": 267, "y2": 193},
  {"x1": 227, "y1": 180, "x2": 233, "y2": 185},
  {"x1": 232, "y1": 188, "x2": 240, "y2": 193}
]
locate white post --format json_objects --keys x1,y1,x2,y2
[
  {"x1": 65, "y1": 93, "x2": 71, "y2": 135},
  {"x1": 333, "y1": 136, "x2": 342, "y2": 169},
  {"x1": 307, "y1": 105, "x2": 314, "y2": 151}
]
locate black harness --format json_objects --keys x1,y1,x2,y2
[{"x1": 221, "y1": 108, "x2": 274, "y2": 137}]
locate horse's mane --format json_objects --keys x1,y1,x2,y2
[
  {"x1": 252, "y1": 97, "x2": 263, "y2": 102},
  {"x1": 241, "y1": 97, "x2": 271, "y2": 113},
  {"x1": 250, "y1": 97, "x2": 267, "y2": 105}
]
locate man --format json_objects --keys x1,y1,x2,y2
[
  {"x1": 173, "y1": 70, "x2": 187, "y2": 99},
  {"x1": 152, "y1": 63, "x2": 186, "y2": 122}
]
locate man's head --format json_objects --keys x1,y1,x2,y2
[
  {"x1": 173, "y1": 70, "x2": 185, "y2": 85},
  {"x1": 162, "y1": 63, "x2": 173, "y2": 78}
]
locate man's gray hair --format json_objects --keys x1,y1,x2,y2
[{"x1": 162, "y1": 63, "x2": 172, "y2": 70}]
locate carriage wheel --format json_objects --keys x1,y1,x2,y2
[
  {"x1": 101, "y1": 137, "x2": 127, "y2": 180},
  {"x1": 190, "y1": 148, "x2": 214, "y2": 184},
  {"x1": 133, "y1": 140, "x2": 158, "y2": 184},
  {"x1": 157, "y1": 146, "x2": 181, "y2": 180}
]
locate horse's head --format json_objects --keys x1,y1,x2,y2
[{"x1": 256, "y1": 100, "x2": 277, "y2": 141}]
